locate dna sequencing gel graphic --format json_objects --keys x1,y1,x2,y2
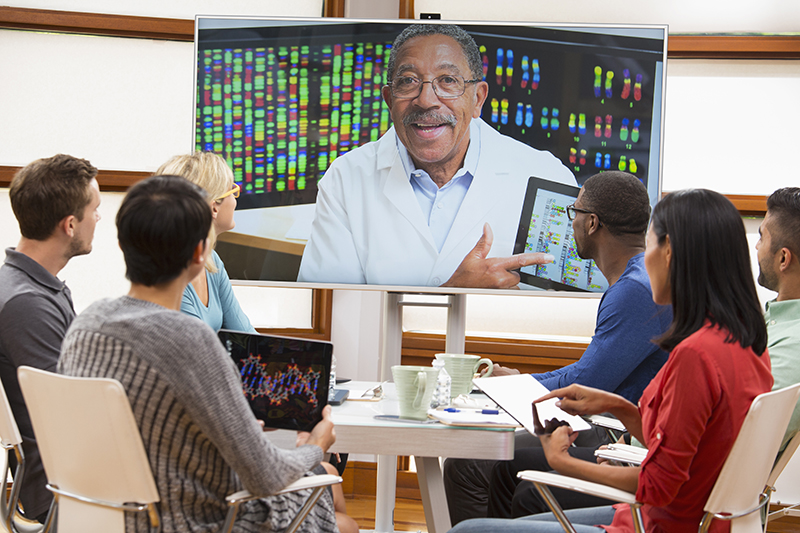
[{"x1": 197, "y1": 41, "x2": 392, "y2": 199}]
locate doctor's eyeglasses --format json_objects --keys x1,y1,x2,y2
[
  {"x1": 388, "y1": 74, "x2": 482, "y2": 100},
  {"x1": 216, "y1": 183, "x2": 240, "y2": 201}
]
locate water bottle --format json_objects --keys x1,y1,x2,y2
[
  {"x1": 430, "y1": 359, "x2": 452, "y2": 409},
  {"x1": 328, "y1": 355, "x2": 337, "y2": 402}
]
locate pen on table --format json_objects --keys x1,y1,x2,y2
[{"x1": 443, "y1": 408, "x2": 500, "y2": 415}]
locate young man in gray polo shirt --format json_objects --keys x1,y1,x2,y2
[{"x1": 0, "y1": 154, "x2": 101, "y2": 523}]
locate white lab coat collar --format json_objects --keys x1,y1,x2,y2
[{"x1": 375, "y1": 119, "x2": 511, "y2": 259}]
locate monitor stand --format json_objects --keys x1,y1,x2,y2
[{"x1": 375, "y1": 292, "x2": 466, "y2": 533}]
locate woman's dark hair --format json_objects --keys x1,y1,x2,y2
[
  {"x1": 651, "y1": 189, "x2": 767, "y2": 354},
  {"x1": 117, "y1": 175, "x2": 212, "y2": 287}
]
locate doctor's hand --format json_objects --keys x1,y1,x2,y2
[{"x1": 441, "y1": 223, "x2": 555, "y2": 289}]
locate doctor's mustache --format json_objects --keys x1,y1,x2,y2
[{"x1": 402, "y1": 111, "x2": 458, "y2": 127}]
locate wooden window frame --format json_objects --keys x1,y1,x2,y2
[{"x1": 2, "y1": 5, "x2": 799, "y2": 58}]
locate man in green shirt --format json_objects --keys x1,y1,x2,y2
[{"x1": 756, "y1": 186, "x2": 800, "y2": 450}]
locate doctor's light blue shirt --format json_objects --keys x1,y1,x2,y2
[{"x1": 396, "y1": 120, "x2": 481, "y2": 253}]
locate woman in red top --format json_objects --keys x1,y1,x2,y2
[{"x1": 449, "y1": 189, "x2": 772, "y2": 533}]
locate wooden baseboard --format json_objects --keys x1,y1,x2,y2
[{"x1": 341, "y1": 461, "x2": 421, "y2": 501}]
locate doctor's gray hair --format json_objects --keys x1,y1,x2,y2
[{"x1": 386, "y1": 24, "x2": 483, "y2": 83}]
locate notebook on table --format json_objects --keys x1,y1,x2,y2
[
  {"x1": 474, "y1": 374, "x2": 592, "y2": 436},
  {"x1": 217, "y1": 329, "x2": 332, "y2": 431}
]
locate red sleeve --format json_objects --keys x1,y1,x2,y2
[{"x1": 635, "y1": 342, "x2": 722, "y2": 507}]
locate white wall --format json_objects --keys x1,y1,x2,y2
[
  {"x1": 413, "y1": 0, "x2": 800, "y2": 33},
  {"x1": 0, "y1": 30, "x2": 193, "y2": 171},
  {"x1": 7, "y1": 0, "x2": 324, "y2": 20},
  {"x1": 0, "y1": 190, "x2": 313, "y2": 326},
  {"x1": 663, "y1": 60, "x2": 800, "y2": 195}
]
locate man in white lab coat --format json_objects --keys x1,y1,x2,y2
[{"x1": 298, "y1": 24, "x2": 576, "y2": 288}]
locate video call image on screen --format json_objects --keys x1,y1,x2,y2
[
  {"x1": 221, "y1": 333, "x2": 330, "y2": 431},
  {"x1": 195, "y1": 21, "x2": 664, "y2": 210},
  {"x1": 521, "y1": 189, "x2": 610, "y2": 292}
]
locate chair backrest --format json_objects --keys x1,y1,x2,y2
[
  {"x1": 0, "y1": 375, "x2": 22, "y2": 449},
  {"x1": 17, "y1": 366, "x2": 159, "y2": 533},
  {"x1": 766, "y1": 430, "x2": 800, "y2": 489},
  {"x1": 704, "y1": 383, "x2": 800, "y2": 532}
]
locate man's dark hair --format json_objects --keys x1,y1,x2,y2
[
  {"x1": 9, "y1": 154, "x2": 98, "y2": 240},
  {"x1": 116, "y1": 176, "x2": 212, "y2": 287},
  {"x1": 581, "y1": 171, "x2": 650, "y2": 236},
  {"x1": 386, "y1": 24, "x2": 483, "y2": 83},
  {"x1": 650, "y1": 189, "x2": 767, "y2": 355},
  {"x1": 765, "y1": 187, "x2": 800, "y2": 256}
]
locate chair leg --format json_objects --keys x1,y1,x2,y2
[
  {"x1": 530, "y1": 481, "x2": 578, "y2": 533},
  {"x1": 223, "y1": 486, "x2": 328, "y2": 533},
  {"x1": 284, "y1": 487, "x2": 327, "y2": 533},
  {"x1": 221, "y1": 502, "x2": 241, "y2": 533},
  {"x1": 629, "y1": 502, "x2": 645, "y2": 533},
  {"x1": 40, "y1": 496, "x2": 57, "y2": 533},
  {"x1": 698, "y1": 512, "x2": 715, "y2": 533}
]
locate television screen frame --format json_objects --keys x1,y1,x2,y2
[{"x1": 193, "y1": 16, "x2": 667, "y2": 297}]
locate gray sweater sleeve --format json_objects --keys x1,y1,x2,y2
[{"x1": 123, "y1": 307, "x2": 323, "y2": 497}]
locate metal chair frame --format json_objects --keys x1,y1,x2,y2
[{"x1": 519, "y1": 383, "x2": 800, "y2": 533}]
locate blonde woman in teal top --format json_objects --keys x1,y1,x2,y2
[{"x1": 157, "y1": 152, "x2": 256, "y2": 332}]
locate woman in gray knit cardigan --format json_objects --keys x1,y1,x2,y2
[{"x1": 59, "y1": 176, "x2": 358, "y2": 533}]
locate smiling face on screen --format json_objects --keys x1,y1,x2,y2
[{"x1": 382, "y1": 34, "x2": 487, "y2": 185}]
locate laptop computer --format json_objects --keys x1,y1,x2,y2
[
  {"x1": 217, "y1": 329, "x2": 332, "y2": 431},
  {"x1": 513, "y1": 176, "x2": 609, "y2": 292}
]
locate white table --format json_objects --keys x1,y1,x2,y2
[{"x1": 268, "y1": 381, "x2": 516, "y2": 533}]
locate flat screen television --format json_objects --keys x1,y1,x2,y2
[{"x1": 194, "y1": 17, "x2": 667, "y2": 295}]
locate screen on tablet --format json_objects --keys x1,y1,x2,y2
[
  {"x1": 514, "y1": 177, "x2": 609, "y2": 292},
  {"x1": 218, "y1": 330, "x2": 332, "y2": 431}
]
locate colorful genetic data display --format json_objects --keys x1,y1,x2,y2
[
  {"x1": 476, "y1": 27, "x2": 660, "y2": 186},
  {"x1": 197, "y1": 39, "x2": 392, "y2": 208},
  {"x1": 520, "y1": 188, "x2": 609, "y2": 292},
  {"x1": 196, "y1": 22, "x2": 664, "y2": 209}
]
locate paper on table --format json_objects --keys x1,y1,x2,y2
[
  {"x1": 347, "y1": 388, "x2": 383, "y2": 402},
  {"x1": 474, "y1": 374, "x2": 591, "y2": 437},
  {"x1": 428, "y1": 408, "x2": 521, "y2": 428}
]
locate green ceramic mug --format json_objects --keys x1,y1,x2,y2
[
  {"x1": 392, "y1": 365, "x2": 439, "y2": 420},
  {"x1": 434, "y1": 353, "x2": 494, "y2": 397}
]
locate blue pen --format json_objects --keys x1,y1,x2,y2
[
  {"x1": 444, "y1": 407, "x2": 460, "y2": 413},
  {"x1": 481, "y1": 409, "x2": 499, "y2": 415}
]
